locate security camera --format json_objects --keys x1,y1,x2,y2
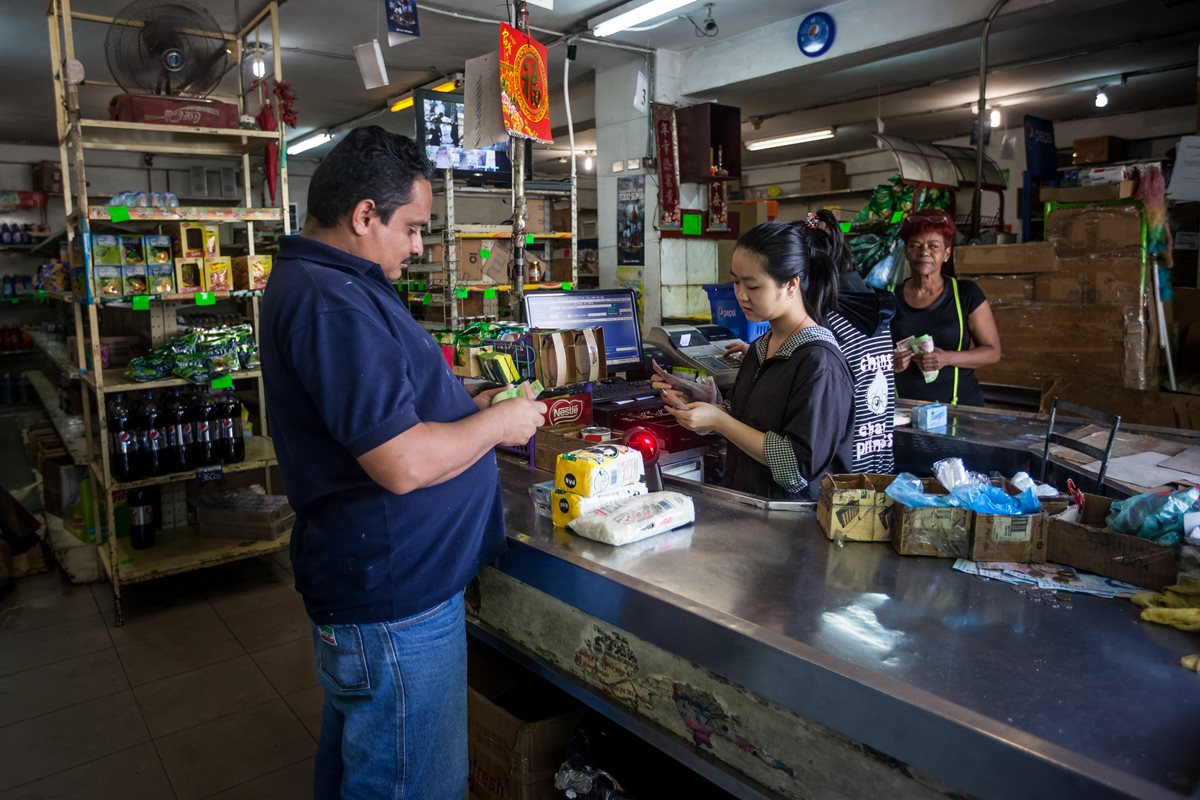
[
  {"x1": 700, "y1": 4, "x2": 718, "y2": 36},
  {"x1": 703, "y1": 17, "x2": 717, "y2": 35}
]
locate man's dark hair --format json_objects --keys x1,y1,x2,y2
[{"x1": 305, "y1": 126, "x2": 435, "y2": 228}]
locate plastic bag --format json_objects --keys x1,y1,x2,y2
[
  {"x1": 864, "y1": 237, "x2": 904, "y2": 290},
  {"x1": 569, "y1": 491, "x2": 694, "y2": 546},
  {"x1": 1107, "y1": 488, "x2": 1200, "y2": 547},
  {"x1": 933, "y1": 458, "x2": 988, "y2": 491},
  {"x1": 883, "y1": 473, "x2": 956, "y2": 508},
  {"x1": 949, "y1": 483, "x2": 1042, "y2": 516}
]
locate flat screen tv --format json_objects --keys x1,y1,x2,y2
[{"x1": 413, "y1": 90, "x2": 531, "y2": 183}]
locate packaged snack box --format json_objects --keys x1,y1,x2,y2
[
  {"x1": 148, "y1": 263, "x2": 175, "y2": 294},
  {"x1": 555, "y1": 444, "x2": 644, "y2": 497},
  {"x1": 175, "y1": 223, "x2": 205, "y2": 259},
  {"x1": 92, "y1": 234, "x2": 122, "y2": 266},
  {"x1": 95, "y1": 265, "x2": 122, "y2": 297},
  {"x1": 120, "y1": 235, "x2": 145, "y2": 266},
  {"x1": 175, "y1": 258, "x2": 204, "y2": 293},
  {"x1": 231, "y1": 254, "x2": 272, "y2": 290},
  {"x1": 202, "y1": 225, "x2": 220, "y2": 258},
  {"x1": 121, "y1": 264, "x2": 148, "y2": 295},
  {"x1": 552, "y1": 482, "x2": 648, "y2": 528},
  {"x1": 204, "y1": 256, "x2": 231, "y2": 291},
  {"x1": 144, "y1": 234, "x2": 173, "y2": 265}
]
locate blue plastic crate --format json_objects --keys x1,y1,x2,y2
[{"x1": 703, "y1": 283, "x2": 770, "y2": 342}]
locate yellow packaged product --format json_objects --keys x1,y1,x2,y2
[
  {"x1": 552, "y1": 482, "x2": 647, "y2": 528},
  {"x1": 554, "y1": 445, "x2": 644, "y2": 497}
]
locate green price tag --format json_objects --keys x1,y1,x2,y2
[
  {"x1": 396, "y1": 283, "x2": 404, "y2": 295},
  {"x1": 108, "y1": 205, "x2": 131, "y2": 223},
  {"x1": 562, "y1": 282, "x2": 573, "y2": 291},
  {"x1": 525, "y1": 234, "x2": 535, "y2": 245},
  {"x1": 456, "y1": 287, "x2": 469, "y2": 299},
  {"x1": 484, "y1": 289, "x2": 497, "y2": 299},
  {"x1": 681, "y1": 212, "x2": 702, "y2": 236},
  {"x1": 890, "y1": 211, "x2": 905, "y2": 224},
  {"x1": 417, "y1": 281, "x2": 426, "y2": 291},
  {"x1": 479, "y1": 248, "x2": 491, "y2": 259},
  {"x1": 422, "y1": 293, "x2": 432, "y2": 305},
  {"x1": 131, "y1": 295, "x2": 150, "y2": 311},
  {"x1": 839, "y1": 222, "x2": 852, "y2": 233},
  {"x1": 210, "y1": 375, "x2": 234, "y2": 389},
  {"x1": 195, "y1": 292, "x2": 216, "y2": 306}
]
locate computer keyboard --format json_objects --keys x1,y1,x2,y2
[{"x1": 592, "y1": 379, "x2": 655, "y2": 402}]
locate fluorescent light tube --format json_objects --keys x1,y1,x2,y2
[
  {"x1": 591, "y1": 0, "x2": 694, "y2": 38},
  {"x1": 389, "y1": 79, "x2": 461, "y2": 113},
  {"x1": 286, "y1": 132, "x2": 333, "y2": 156},
  {"x1": 744, "y1": 128, "x2": 835, "y2": 151}
]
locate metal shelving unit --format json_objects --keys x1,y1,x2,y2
[
  {"x1": 48, "y1": 0, "x2": 291, "y2": 624},
  {"x1": 406, "y1": 171, "x2": 576, "y2": 329}
]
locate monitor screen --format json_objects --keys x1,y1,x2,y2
[
  {"x1": 523, "y1": 289, "x2": 643, "y2": 370},
  {"x1": 414, "y1": 90, "x2": 520, "y2": 177}
]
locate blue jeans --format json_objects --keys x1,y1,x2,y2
[{"x1": 311, "y1": 594, "x2": 467, "y2": 800}]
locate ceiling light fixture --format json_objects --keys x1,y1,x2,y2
[
  {"x1": 389, "y1": 76, "x2": 462, "y2": 113},
  {"x1": 243, "y1": 43, "x2": 270, "y2": 81},
  {"x1": 988, "y1": 108, "x2": 1002, "y2": 128},
  {"x1": 583, "y1": 153, "x2": 594, "y2": 171},
  {"x1": 589, "y1": 0, "x2": 695, "y2": 38},
  {"x1": 286, "y1": 131, "x2": 334, "y2": 156},
  {"x1": 744, "y1": 127, "x2": 835, "y2": 151},
  {"x1": 1094, "y1": 88, "x2": 1109, "y2": 109}
]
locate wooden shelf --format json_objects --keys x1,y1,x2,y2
[
  {"x1": 83, "y1": 206, "x2": 283, "y2": 223},
  {"x1": 71, "y1": 120, "x2": 280, "y2": 158},
  {"x1": 98, "y1": 290, "x2": 261, "y2": 307},
  {"x1": 86, "y1": 367, "x2": 263, "y2": 394},
  {"x1": 89, "y1": 434, "x2": 277, "y2": 491},
  {"x1": 737, "y1": 187, "x2": 871, "y2": 202},
  {"x1": 25, "y1": 370, "x2": 89, "y2": 464},
  {"x1": 451, "y1": 225, "x2": 572, "y2": 239},
  {"x1": 97, "y1": 521, "x2": 290, "y2": 585},
  {"x1": 27, "y1": 329, "x2": 80, "y2": 379},
  {"x1": 0, "y1": 244, "x2": 36, "y2": 251}
]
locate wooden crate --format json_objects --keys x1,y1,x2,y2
[{"x1": 1047, "y1": 494, "x2": 1178, "y2": 589}]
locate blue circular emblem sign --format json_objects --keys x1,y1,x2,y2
[{"x1": 797, "y1": 12, "x2": 835, "y2": 58}]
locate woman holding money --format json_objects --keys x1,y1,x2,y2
[{"x1": 891, "y1": 210, "x2": 1001, "y2": 407}]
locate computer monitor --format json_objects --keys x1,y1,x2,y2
[
  {"x1": 412, "y1": 90, "x2": 532, "y2": 183},
  {"x1": 523, "y1": 289, "x2": 643, "y2": 371}
]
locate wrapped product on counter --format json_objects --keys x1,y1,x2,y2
[
  {"x1": 555, "y1": 445, "x2": 644, "y2": 497},
  {"x1": 552, "y1": 482, "x2": 647, "y2": 528},
  {"x1": 569, "y1": 491, "x2": 695, "y2": 546}
]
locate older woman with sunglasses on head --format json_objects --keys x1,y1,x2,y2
[{"x1": 891, "y1": 209, "x2": 1001, "y2": 407}]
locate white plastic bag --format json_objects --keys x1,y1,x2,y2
[{"x1": 568, "y1": 492, "x2": 695, "y2": 546}]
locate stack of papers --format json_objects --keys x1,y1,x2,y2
[{"x1": 952, "y1": 559, "x2": 1144, "y2": 598}]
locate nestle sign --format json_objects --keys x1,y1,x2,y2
[{"x1": 540, "y1": 392, "x2": 592, "y2": 427}]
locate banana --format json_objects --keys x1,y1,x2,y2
[{"x1": 1141, "y1": 606, "x2": 1200, "y2": 631}]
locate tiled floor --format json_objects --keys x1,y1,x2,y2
[{"x1": 0, "y1": 552, "x2": 319, "y2": 800}]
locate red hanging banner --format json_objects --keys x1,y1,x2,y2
[
  {"x1": 499, "y1": 23, "x2": 552, "y2": 143},
  {"x1": 707, "y1": 181, "x2": 729, "y2": 232},
  {"x1": 652, "y1": 103, "x2": 681, "y2": 230}
]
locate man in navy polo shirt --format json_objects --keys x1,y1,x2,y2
[{"x1": 261, "y1": 126, "x2": 546, "y2": 800}]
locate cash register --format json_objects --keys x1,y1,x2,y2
[{"x1": 644, "y1": 324, "x2": 746, "y2": 388}]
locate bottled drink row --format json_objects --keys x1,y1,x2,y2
[{"x1": 107, "y1": 387, "x2": 246, "y2": 481}]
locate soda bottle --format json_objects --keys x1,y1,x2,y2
[
  {"x1": 191, "y1": 389, "x2": 220, "y2": 466},
  {"x1": 217, "y1": 391, "x2": 245, "y2": 463},
  {"x1": 136, "y1": 390, "x2": 166, "y2": 477},
  {"x1": 162, "y1": 389, "x2": 193, "y2": 473},
  {"x1": 128, "y1": 487, "x2": 155, "y2": 549},
  {"x1": 107, "y1": 392, "x2": 138, "y2": 481}
]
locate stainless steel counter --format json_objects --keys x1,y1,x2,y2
[{"x1": 491, "y1": 458, "x2": 1200, "y2": 800}]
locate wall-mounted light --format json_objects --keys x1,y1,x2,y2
[
  {"x1": 589, "y1": 0, "x2": 694, "y2": 38},
  {"x1": 745, "y1": 128, "x2": 835, "y2": 151},
  {"x1": 988, "y1": 108, "x2": 1002, "y2": 128},
  {"x1": 388, "y1": 76, "x2": 463, "y2": 113},
  {"x1": 583, "y1": 152, "x2": 594, "y2": 171},
  {"x1": 243, "y1": 43, "x2": 270, "y2": 81},
  {"x1": 1094, "y1": 88, "x2": 1109, "y2": 109},
  {"x1": 286, "y1": 131, "x2": 334, "y2": 156}
]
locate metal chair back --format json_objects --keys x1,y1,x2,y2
[{"x1": 1039, "y1": 397, "x2": 1121, "y2": 493}]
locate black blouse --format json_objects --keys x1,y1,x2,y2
[{"x1": 724, "y1": 325, "x2": 855, "y2": 501}]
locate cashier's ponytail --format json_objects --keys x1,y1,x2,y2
[{"x1": 735, "y1": 220, "x2": 839, "y2": 326}]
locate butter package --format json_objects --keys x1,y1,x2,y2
[
  {"x1": 148, "y1": 263, "x2": 175, "y2": 294},
  {"x1": 175, "y1": 257, "x2": 204, "y2": 293},
  {"x1": 204, "y1": 256, "x2": 232, "y2": 291},
  {"x1": 552, "y1": 482, "x2": 647, "y2": 528},
  {"x1": 232, "y1": 254, "x2": 272, "y2": 290},
  {"x1": 913, "y1": 403, "x2": 947, "y2": 430},
  {"x1": 555, "y1": 445, "x2": 644, "y2": 497}
]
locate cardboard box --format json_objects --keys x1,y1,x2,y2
[
  {"x1": 533, "y1": 425, "x2": 585, "y2": 472},
  {"x1": 1040, "y1": 181, "x2": 1137, "y2": 204},
  {"x1": 32, "y1": 160, "x2": 63, "y2": 194},
  {"x1": 954, "y1": 242, "x2": 1057, "y2": 275},
  {"x1": 120, "y1": 265, "x2": 148, "y2": 295},
  {"x1": 174, "y1": 258, "x2": 204, "y2": 294},
  {"x1": 816, "y1": 474, "x2": 896, "y2": 543},
  {"x1": 194, "y1": 494, "x2": 293, "y2": 541},
  {"x1": 204, "y1": 256, "x2": 232, "y2": 292},
  {"x1": 92, "y1": 234, "x2": 122, "y2": 266},
  {"x1": 1081, "y1": 166, "x2": 1133, "y2": 187},
  {"x1": 202, "y1": 225, "x2": 221, "y2": 259},
  {"x1": 175, "y1": 222, "x2": 206, "y2": 259},
  {"x1": 1072, "y1": 136, "x2": 1126, "y2": 165},
  {"x1": 890, "y1": 482, "x2": 973, "y2": 558},
  {"x1": 119, "y1": 235, "x2": 145, "y2": 266},
  {"x1": 1048, "y1": 206, "x2": 1142, "y2": 257},
  {"x1": 148, "y1": 263, "x2": 175, "y2": 294},
  {"x1": 67, "y1": 334, "x2": 144, "y2": 368},
  {"x1": 143, "y1": 234, "x2": 173, "y2": 265},
  {"x1": 551, "y1": 206, "x2": 572, "y2": 233},
  {"x1": 970, "y1": 511, "x2": 1048, "y2": 563},
  {"x1": 801, "y1": 161, "x2": 847, "y2": 192},
  {"x1": 467, "y1": 643, "x2": 584, "y2": 800},
  {"x1": 95, "y1": 265, "x2": 122, "y2": 298},
  {"x1": 1034, "y1": 256, "x2": 1143, "y2": 305},
  {"x1": 972, "y1": 274, "x2": 1036, "y2": 304},
  {"x1": 232, "y1": 255, "x2": 272, "y2": 291},
  {"x1": 1047, "y1": 493, "x2": 1178, "y2": 589}
]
